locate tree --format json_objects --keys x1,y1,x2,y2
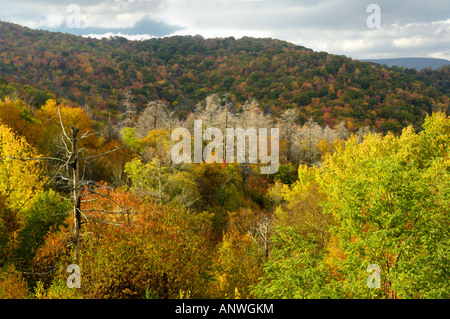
[
  {"x1": 14, "y1": 190, "x2": 70, "y2": 269},
  {"x1": 237, "y1": 99, "x2": 273, "y2": 130},
  {"x1": 0, "y1": 124, "x2": 45, "y2": 212},
  {"x1": 252, "y1": 164, "x2": 334, "y2": 298},
  {"x1": 135, "y1": 100, "x2": 178, "y2": 139},
  {"x1": 212, "y1": 223, "x2": 264, "y2": 298},
  {"x1": 0, "y1": 98, "x2": 42, "y2": 145},
  {"x1": 297, "y1": 118, "x2": 322, "y2": 166},
  {"x1": 120, "y1": 91, "x2": 137, "y2": 128},
  {"x1": 279, "y1": 108, "x2": 300, "y2": 163},
  {"x1": 33, "y1": 198, "x2": 214, "y2": 299},
  {"x1": 34, "y1": 99, "x2": 96, "y2": 158},
  {"x1": 317, "y1": 112, "x2": 450, "y2": 298},
  {"x1": 195, "y1": 94, "x2": 224, "y2": 128},
  {"x1": 254, "y1": 112, "x2": 450, "y2": 299},
  {"x1": 0, "y1": 194, "x2": 20, "y2": 267},
  {"x1": 125, "y1": 157, "x2": 201, "y2": 210}
]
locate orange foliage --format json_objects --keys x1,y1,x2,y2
[
  {"x1": 0, "y1": 99, "x2": 42, "y2": 144},
  {"x1": 0, "y1": 265, "x2": 29, "y2": 298}
]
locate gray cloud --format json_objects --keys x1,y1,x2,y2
[{"x1": 48, "y1": 16, "x2": 182, "y2": 37}]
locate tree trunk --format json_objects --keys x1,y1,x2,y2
[
  {"x1": 158, "y1": 157, "x2": 162, "y2": 204},
  {"x1": 71, "y1": 127, "x2": 81, "y2": 264}
]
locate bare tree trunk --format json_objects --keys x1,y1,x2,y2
[
  {"x1": 308, "y1": 120, "x2": 313, "y2": 166},
  {"x1": 71, "y1": 127, "x2": 81, "y2": 264},
  {"x1": 286, "y1": 128, "x2": 292, "y2": 163},
  {"x1": 153, "y1": 102, "x2": 158, "y2": 129},
  {"x1": 158, "y1": 157, "x2": 162, "y2": 204}
]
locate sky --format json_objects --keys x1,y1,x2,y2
[{"x1": 0, "y1": 0, "x2": 449, "y2": 60}]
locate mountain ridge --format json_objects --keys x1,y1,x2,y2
[
  {"x1": 360, "y1": 57, "x2": 450, "y2": 70},
  {"x1": 0, "y1": 20, "x2": 449, "y2": 133}
]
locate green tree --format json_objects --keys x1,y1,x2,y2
[
  {"x1": 317, "y1": 113, "x2": 449, "y2": 298},
  {"x1": 254, "y1": 112, "x2": 450, "y2": 299},
  {"x1": 15, "y1": 190, "x2": 70, "y2": 270}
]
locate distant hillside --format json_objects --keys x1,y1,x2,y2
[
  {"x1": 0, "y1": 20, "x2": 449, "y2": 133},
  {"x1": 360, "y1": 58, "x2": 450, "y2": 70}
]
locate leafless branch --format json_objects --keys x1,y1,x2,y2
[
  {"x1": 83, "y1": 208, "x2": 130, "y2": 214},
  {"x1": 19, "y1": 266, "x2": 59, "y2": 275},
  {"x1": 79, "y1": 146, "x2": 124, "y2": 161},
  {"x1": 83, "y1": 217, "x2": 122, "y2": 226},
  {"x1": 0, "y1": 156, "x2": 66, "y2": 163},
  {"x1": 58, "y1": 107, "x2": 71, "y2": 141},
  {"x1": 81, "y1": 197, "x2": 98, "y2": 203},
  {"x1": 81, "y1": 189, "x2": 124, "y2": 208}
]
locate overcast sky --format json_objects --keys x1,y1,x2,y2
[{"x1": 1, "y1": 0, "x2": 449, "y2": 60}]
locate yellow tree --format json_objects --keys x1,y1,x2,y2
[
  {"x1": 34, "y1": 99, "x2": 96, "y2": 156},
  {"x1": 0, "y1": 124, "x2": 45, "y2": 213}
]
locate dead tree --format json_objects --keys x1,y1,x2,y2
[
  {"x1": 1, "y1": 108, "x2": 127, "y2": 274},
  {"x1": 71, "y1": 127, "x2": 82, "y2": 264},
  {"x1": 249, "y1": 216, "x2": 272, "y2": 261},
  {"x1": 61, "y1": 124, "x2": 126, "y2": 264}
]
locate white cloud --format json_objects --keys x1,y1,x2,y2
[
  {"x1": 83, "y1": 32, "x2": 157, "y2": 40},
  {"x1": 393, "y1": 36, "x2": 432, "y2": 49}
]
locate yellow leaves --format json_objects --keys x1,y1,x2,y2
[
  {"x1": 211, "y1": 215, "x2": 264, "y2": 298},
  {"x1": 422, "y1": 111, "x2": 450, "y2": 136},
  {"x1": 34, "y1": 99, "x2": 97, "y2": 154},
  {"x1": 35, "y1": 99, "x2": 93, "y2": 133},
  {"x1": 223, "y1": 287, "x2": 241, "y2": 299},
  {"x1": 323, "y1": 235, "x2": 346, "y2": 268},
  {"x1": 142, "y1": 128, "x2": 171, "y2": 150},
  {"x1": 179, "y1": 289, "x2": 191, "y2": 299},
  {"x1": 317, "y1": 139, "x2": 333, "y2": 156},
  {"x1": 420, "y1": 112, "x2": 450, "y2": 158},
  {"x1": 296, "y1": 163, "x2": 319, "y2": 188},
  {"x1": 0, "y1": 124, "x2": 45, "y2": 213},
  {"x1": 0, "y1": 264, "x2": 29, "y2": 298}
]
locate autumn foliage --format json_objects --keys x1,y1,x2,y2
[{"x1": 0, "y1": 21, "x2": 449, "y2": 300}]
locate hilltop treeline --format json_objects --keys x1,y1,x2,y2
[{"x1": 0, "y1": 21, "x2": 448, "y2": 133}]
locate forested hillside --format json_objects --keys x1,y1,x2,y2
[
  {"x1": 0, "y1": 21, "x2": 449, "y2": 133},
  {"x1": 0, "y1": 20, "x2": 448, "y2": 300}
]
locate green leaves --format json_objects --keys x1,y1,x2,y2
[
  {"x1": 252, "y1": 226, "x2": 332, "y2": 299},
  {"x1": 255, "y1": 112, "x2": 450, "y2": 299},
  {"x1": 14, "y1": 190, "x2": 70, "y2": 269}
]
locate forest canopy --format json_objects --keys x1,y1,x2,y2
[{"x1": 0, "y1": 20, "x2": 448, "y2": 300}]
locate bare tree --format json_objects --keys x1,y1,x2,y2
[
  {"x1": 52, "y1": 110, "x2": 128, "y2": 264},
  {"x1": 249, "y1": 216, "x2": 273, "y2": 261},
  {"x1": 215, "y1": 94, "x2": 236, "y2": 130},
  {"x1": 120, "y1": 91, "x2": 137, "y2": 128},
  {"x1": 102, "y1": 112, "x2": 120, "y2": 142},
  {"x1": 334, "y1": 121, "x2": 350, "y2": 140},
  {"x1": 237, "y1": 99, "x2": 273, "y2": 130},
  {"x1": 279, "y1": 108, "x2": 300, "y2": 163},
  {"x1": 297, "y1": 117, "x2": 322, "y2": 166},
  {"x1": 195, "y1": 94, "x2": 224, "y2": 128},
  {"x1": 135, "y1": 100, "x2": 175, "y2": 139},
  {"x1": 356, "y1": 125, "x2": 375, "y2": 142},
  {"x1": 322, "y1": 125, "x2": 338, "y2": 145}
]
